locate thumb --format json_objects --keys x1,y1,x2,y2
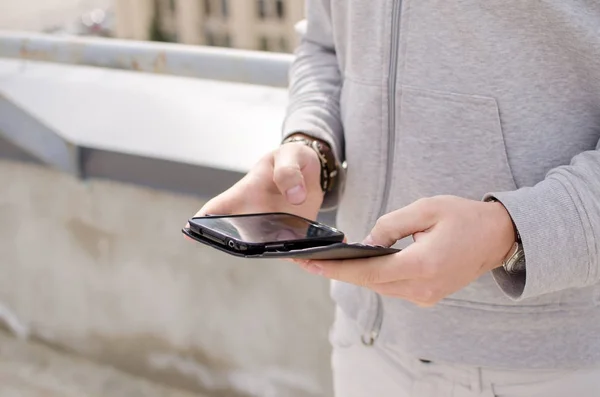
[
  {"x1": 273, "y1": 143, "x2": 318, "y2": 205},
  {"x1": 365, "y1": 199, "x2": 437, "y2": 247}
]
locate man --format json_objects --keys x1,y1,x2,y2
[{"x1": 191, "y1": 0, "x2": 600, "y2": 395}]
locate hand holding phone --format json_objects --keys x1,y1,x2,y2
[
  {"x1": 183, "y1": 212, "x2": 399, "y2": 260},
  {"x1": 191, "y1": 141, "x2": 324, "y2": 223}
]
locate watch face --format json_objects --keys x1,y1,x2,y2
[
  {"x1": 513, "y1": 251, "x2": 526, "y2": 272},
  {"x1": 506, "y1": 247, "x2": 526, "y2": 274}
]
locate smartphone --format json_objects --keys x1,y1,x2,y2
[
  {"x1": 187, "y1": 212, "x2": 344, "y2": 255},
  {"x1": 184, "y1": 212, "x2": 400, "y2": 260}
]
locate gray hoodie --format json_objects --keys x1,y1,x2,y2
[{"x1": 283, "y1": 0, "x2": 600, "y2": 369}]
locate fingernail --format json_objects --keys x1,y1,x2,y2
[
  {"x1": 305, "y1": 263, "x2": 323, "y2": 276},
  {"x1": 362, "y1": 235, "x2": 374, "y2": 245},
  {"x1": 286, "y1": 185, "x2": 306, "y2": 205}
]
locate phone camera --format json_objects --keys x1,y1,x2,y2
[{"x1": 227, "y1": 240, "x2": 236, "y2": 248}]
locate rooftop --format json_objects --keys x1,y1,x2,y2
[
  {"x1": 0, "y1": 31, "x2": 307, "y2": 204},
  {"x1": 0, "y1": 58, "x2": 287, "y2": 173}
]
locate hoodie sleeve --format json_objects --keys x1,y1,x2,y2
[
  {"x1": 485, "y1": 139, "x2": 600, "y2": 300},
  {"x1": 282, "y1": 0, "x2": 345, "y2": 210}
]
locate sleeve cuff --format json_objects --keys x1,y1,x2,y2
[{"x1": 484, "y1": 177, "x2": 590, "y2": 300}]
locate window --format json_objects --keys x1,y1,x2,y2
[
  {"x1": 259, "y1": 36, "x2": 269, "y2": 51},
  {"x1": 257, "y1": 0, "x2": 267, "y2": 19},
  {"x1": 279, "y1": 36, "x2": 288, "y2": 52},
  {"x1": 205, "y1": 31, "x2": 231, "y2": 47},
  {"x1": 221, "y1": 0, "x2": 229, "y2": 18},
  {"x1": 257, "y1": 0, "x2": 285, "y2": 20},
  {"x1": 206, "y1": 31, "x2": 216, "y2": 46},
  {"x1": 204, "y1": 0, "x2": 228, "y2": 19},
  {"x1": 222, "y1": 33, "x2": 231, "y2": 47},
  {"x1": 276, "y1": 0, "x2": 285, "y2": 19},
  {"x1": 258, "y1": 36, "x2": 289, "y2": 52}
]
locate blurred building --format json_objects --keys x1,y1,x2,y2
[
  {"x1": 0, "y1": 0, "x2": 113, "y2": 34},
  {"x1": 114, "y1": 0, "x2": 304, "y2": 52}
]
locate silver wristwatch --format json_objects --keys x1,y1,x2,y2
[
  {"x1": 503, "y1": 239, "x2": 526, "y2": 274},
  {"x1": 486, "y1": 197, "x2": 526, "y2": 274}
]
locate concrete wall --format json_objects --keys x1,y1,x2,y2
[
  {"x1": 0, "y1": 329, "x2": 207, "y2": 397},
  {"x1": 0, "y1": 159, "x2": 335, "y2": 397}
]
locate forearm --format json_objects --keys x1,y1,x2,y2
[
  {"x1": 485, "y1": 142, "x2": 600, "y2": 300},
  {"x1": 284, "y1": 66, "x2": 343, "y2": 156}
]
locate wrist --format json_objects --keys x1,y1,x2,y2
[
  {"x1": 488, "y1": 200, "x2": 517, "y2": 270},
  {"x1": 282, "y1": 134, "x2": 338, "y2": 193}
]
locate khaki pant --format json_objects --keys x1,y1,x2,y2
[{"x1": 331, "y1": 308, "x2": 600, "y2": 397}]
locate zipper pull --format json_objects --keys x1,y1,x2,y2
[
  {"x1": 361, "y1": 294, "x2": 384, "y2": 346},
  {"x1": 361, "y1": 330, "x2": 379, "y2": 346}
]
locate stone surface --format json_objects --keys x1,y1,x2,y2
[
  {"x1": 0, "y1": 159, "x2": 335, "y2": 397},
  {"x1": 0, "y1": 330, "x2": 204, "y2": 397}
]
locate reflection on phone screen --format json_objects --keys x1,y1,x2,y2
[{"x1": 195, "y1": 214, "x2": 337, "y2": 244}]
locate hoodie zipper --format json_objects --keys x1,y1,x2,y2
[
  {"x1": 380, "y1": 0, "x2": 402, "y2": 217},
  {"x1": 362, "y1": 0, "x2": 403, "y2": 347},
  {"x1": 361, "y1": 294, "x2": 384, "y2": 346}
]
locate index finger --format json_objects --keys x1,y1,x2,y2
[
  {"x1": 183, "y1": 194, "x2": 239, "y2": 239},
  {"x1": 367, "y1": 199, "x2": 437, "y2": 247}
]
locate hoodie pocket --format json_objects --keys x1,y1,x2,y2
[
  {"x1": 392, "y1": 86, "x2": 589, "y2": 310},
  {"x1": 391, "y1": 86, "x2": 517, "y2": 206},
  {"x1": 390, "y1": 86, "x2": 532, "y2": 309}
]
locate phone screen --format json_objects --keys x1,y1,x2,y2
[{"x1": 191, "y1": 213, "x2": 343, "y2": 244}]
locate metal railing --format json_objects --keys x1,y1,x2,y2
[
  {"x1": 0, "y1": 31, "x2": 293, "y2": 87},
  {"x1": 0, "y1": 31, "x2": 302, "y2": 205}
]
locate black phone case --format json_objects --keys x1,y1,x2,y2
[{"x1": 182, "y1": 228, "x2": 400, "y2": 260}]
